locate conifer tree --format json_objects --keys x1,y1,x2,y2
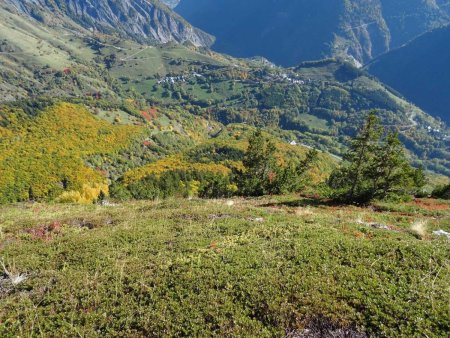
[
  {"x1": 239, "y1": 129, "x2": 278, "y2": 196},
  {"x1": 328, "y1": 113, "x2": 425, "y2": 203},
  {"x1": 329, "y1": 113, "x2": 382, "y2": 202},
  {"x1": 238, "y1": 130, "x2": 318, "y2": 196}
]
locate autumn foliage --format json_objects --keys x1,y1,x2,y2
[{"x1": 0, "y1": 102, "x2": 141, "y2": 203}]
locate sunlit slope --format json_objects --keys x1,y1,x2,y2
[{"x1": 0, "y1": 102, "x2": 141, "y2": 202}]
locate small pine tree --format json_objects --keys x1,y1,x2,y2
[
  {"x1": 28, "y1": 186, "x2": 35, "y2": 202},
  {"x1": 329, "y1": 113, "x2": 382, "y2": 202},
  {"x1": 97, "y1": 190, "x2": 106, "y2": 204},
  {"x1": 329, "y1": 113, "x2": 425, "y2": 203},
  {"x1": 238, "y1": 130, "x2": 319, "y2": 196},
  {"x1": 239, "y1": 129, "x2": 278, "y2": 196},
  {"x1": 370, "y1": 132, "x2": 425, "y2": 199}
]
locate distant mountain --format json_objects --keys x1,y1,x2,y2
[
  {"x1": 367, "y1": 25, "x2": 450, "y2": 124},
  {"x1": 176, "y1": 0, "x2": 450, "y2": 66},
  {"x1": 0, "y1": 1, "x2": 448, "y2": 176},
  {"x1": 3, "y1": 0, "x2": 213, "y2": 47}
]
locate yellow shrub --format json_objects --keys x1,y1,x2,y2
[
  {"x1": 57, "y1": 183, "x2": 109, "y2": 204},
  {"x1": 0, "y1": 102, "x2": 142, "y2": 202},
  {"x1": 189, "y1": 180, "x2": 201, "y2": 197},
  {"x1": 123, "y1": 156, "x2": 232, "y2": 185},
  {"x1": 227, "y1": 184, "x2": 239, "y2": 194}
]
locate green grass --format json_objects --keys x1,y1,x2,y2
[
  {"x1": 109, "y1": 43, "x2": 231, "y2": 80},
  {"x1": 296, "y1": 113, "x2": 330, "y2": 131},
  {"x1": 0, "y1": 197, "x2": 448, "y2": 337}
]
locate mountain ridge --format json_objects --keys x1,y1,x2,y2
[
  {"x1": 3, "y1": 0, "x2": 214, "y2": 47},
  {"x1": 0, "y1": 1, "x2": 448, "y2": 179},
  {"x1": 176, "y1": 0, "x2": 450, "y2": 66}
]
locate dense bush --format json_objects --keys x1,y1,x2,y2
[
  {"x1": 111, "y1": 130, "x2": 319, "y2": 201},
  {"x1": 111, "y1": 170, "x2": 237, "y2": 200},
  {"x1": 432, "y1": 184, "x2": 450, "y2": 199}
]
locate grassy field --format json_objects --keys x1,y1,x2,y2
[{"x1": 0, "y1": 196, "x2": 449, "y2": 337}]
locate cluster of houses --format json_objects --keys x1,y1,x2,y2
[
  {"x1": 280, "y1": 73, "x2": 305, "y2": 85},
  {"x1": 157, "y1": 75, "x2": 186, "y2": 84},
  {"x1": 157, "y1": 72, "x2": 204, "y2": 85}
]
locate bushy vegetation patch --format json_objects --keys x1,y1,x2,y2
[
  {"x1": 328, "y1": 114, "x2": 426, "y2": 204},
  {"x1": 0, "y1": 102, "x2": 141, "y2": 203},
  {"x1": 0, "y1": 197, "x2": 448, "y2": 336}
]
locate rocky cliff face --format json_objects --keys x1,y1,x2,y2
[
  {"x1": 3, "y1": 0, "x2": 214, "y2": 47},
  {"x1": 176, "y1": 0, "x2": 450, "y2": 65},
  {"x1": 339, "y1": 0, "x2": 450, "y2": 63}
]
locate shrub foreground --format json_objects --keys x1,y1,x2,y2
[{"x1": 0, "y1": 197, "x2": 449, "y2": 337}]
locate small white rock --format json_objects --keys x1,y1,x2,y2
[{"x1": 433, "y1": 230, "x2": 450, "y2": 239}]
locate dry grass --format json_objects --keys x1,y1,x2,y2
[{"x1": 410, "y1": 220, "x2": 428, "y2": 240}]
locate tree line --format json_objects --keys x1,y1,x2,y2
[{"x1": 111, "y1": 113, "x2": 434, "y2": 204}]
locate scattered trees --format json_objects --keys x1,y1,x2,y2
[{"x1": 111, "y1": 129, "x2": 319, "y2": 201}]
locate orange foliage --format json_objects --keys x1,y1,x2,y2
[
  {"x1": 140, "y1": 107, "x2": 158, "y2": 122},
  {"x1": 411, "y1": 199, "x2": 449, "y2": 211}
]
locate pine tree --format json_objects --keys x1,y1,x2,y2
[
  {"x1": 328, "y1": 113, "x2": 425, "y2": 203},
  {"x1": 239, "y1": 129, "x2": 278, "y2": 196},
  {"x1": 329, "y1": 113, "x2": 382, "y2": 202},
  {"x1": 370, "y1": 131, "x2": 420, "y2": 199}
]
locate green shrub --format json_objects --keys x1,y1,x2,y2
[{"x1": 432, "y1": 184, "x2": 450, "y2": 199}]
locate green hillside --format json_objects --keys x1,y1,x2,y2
[
  {"x1": 0, "y1": 8, "x2": 122, "y2": 102},
  {"x1": 110, "y1": 53, "x2": 449, "y2": 175},
  {"x1": 0, "y1": 2, "x2": 449, "y2": 205}
]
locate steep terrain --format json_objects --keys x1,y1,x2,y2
[
  {"x1": 366, "y1": 25, "x2": 450, "y2": 124},
  {"x1": 176, "y1": 0, "x2": 450, "y2": 66},
  {"x1": 0, "y1": 3, "x2": 449, "y2": 336},
  {"x1": 0, "y1": 2, "x2": 449, "y2": 204},
  {"x1": 0, "y1": 6, "x2": 117, "y2": 102},
  {"x1": 3, "y1": 0, "x2": 214, "y2": 47}
]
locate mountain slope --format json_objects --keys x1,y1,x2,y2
[
  {"x1": 176, "y1": 0, "x2": 450, "y2": 66},
  {"x1": 0, "y1": 6, "x2": 113, "y2": 102},
  {"x1": 3, "y1": 0, "x2": 214, "y2": 47},
  {"x1": 366, "y1": 25, "x2": 450, "y2": 124},
  {"x1": 0, "y1": 3, "x2": 448, "y2": 178}
]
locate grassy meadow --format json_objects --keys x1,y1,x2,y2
[{"x1": 0, "y1": 196, "x2": 449, "y2": 337}]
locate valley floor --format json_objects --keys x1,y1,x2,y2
[{"x1": 0, "y1": 196, "x2": 449, "y2": 337}]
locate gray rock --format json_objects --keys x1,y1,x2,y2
[{"x1": 3, "y1": 0, "x2": 214, "y2": 47}]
